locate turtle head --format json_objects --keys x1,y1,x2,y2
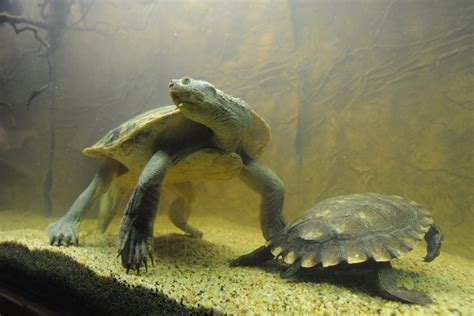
[
  {"x1": 169, "y1": 77, "x2": 220, "y2": 114},
  {"x1": 169, "y1": 77, "x2": 251, "y2": 151}
]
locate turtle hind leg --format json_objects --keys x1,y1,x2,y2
[
  {"x1": 168, "y1": 182, "x2": 203, "y2": 239},
  {"x1": 239, "y1": 154, "x2": 287, "y2": 240},
  {"x1": 230, "y1": 246, "x2": 273, "y2": 267},
  {"x1": 97, "y1": 184, "x2": 129, "y2": 233},
  {"x1": 47, "y1": 158, "x2": 120, "y2": 246},
  {"x1": 374, "y1": 262, "x2": 432, "y2": 305},
  {"x1": 424, "y1": 224, "x2": 443, "y2": 262},
  {"x1": 280, "y1": 260, "x2": 302, "y2": 279}
]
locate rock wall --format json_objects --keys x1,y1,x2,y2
[{"x1": 0, "y1": 0, "x2": 472, "y2": 258}]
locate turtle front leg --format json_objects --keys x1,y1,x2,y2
[
  {"x1": 239, "y1": 154, "x2": 287, "y2": 240},
  {"x1": 118, "y1": 150, "x2": 172, "y2": 273},
  {"x1": 47, "y1": 159, "x2": 119, "y2": 246}
]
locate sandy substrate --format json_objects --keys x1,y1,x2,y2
[{"x1": 0, "y1": 210, "x2": 473, "y2": 315}]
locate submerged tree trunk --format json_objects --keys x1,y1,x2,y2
[{"x1": 43, "y1": 0, "x2": 71, "y2": 216}]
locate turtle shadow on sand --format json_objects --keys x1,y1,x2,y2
[
  {"x1": 0, "y1": 243, "x2": 210, "y2": 315},
  {"x1": 292, "y1": 263, "x2": 426, "y2": 301},
  {"x1": 152, "y1": 233, "x2": 232, "y2": 267}
]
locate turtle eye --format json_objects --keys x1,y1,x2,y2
[{"x1": 181, "y1": 77, "x2": 191, "y2": 85}]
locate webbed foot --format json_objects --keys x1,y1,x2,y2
[
  {"x1": 118, "y1": 225, "x2": 154, "y2": 274},
  {"x1": 375, "y1": 261, "x2": 432, "y2": 305},
  {"x1": 424, "y1": 224, "x2": 443, "y2": 262},
  {"x1": 47, "y1": 218, "x2": 80, "y2": 246}
]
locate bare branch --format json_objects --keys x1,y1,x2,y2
[
  {"x1": 26, "y1": 83, "x2": 50, "y2": 110},
  {"x1": 0, "y1": 13, "x2": 53, "y2": 109},
  {"x1": 9, "y1": 25, "x2": 52, "y2": 109},
  {"x1": 9, "y1": 22, "x2": 49, "y2": 49},
  {"x1": 0, "y1": 13, "x2": 49, "y2": 29}
]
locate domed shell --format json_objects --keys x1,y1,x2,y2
[
  {"x1": 82, "y1": 105, "x2": 270, "y2": 181},
  {"x1": 267, "y1": 193, "x2": 433, "y2": 268}
]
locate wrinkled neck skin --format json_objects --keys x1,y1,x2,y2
[{"x1": 181, "y1": 93, "x2": 251, "y2": 152}]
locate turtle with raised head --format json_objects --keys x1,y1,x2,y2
[
  {"x1": 231, "y1": 193, "x2": 443, "y2": 305},
  {"x1": 47, "y1": 77, "x2": 286, "y2": 273}
]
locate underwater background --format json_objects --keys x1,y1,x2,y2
[{"x1": 0, "y1": 0, "x2": 472, "y2": 264}]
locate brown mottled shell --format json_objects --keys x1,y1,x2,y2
[
  {"x1": 267, "y1": 193, "x2": 433, "y2": 268},
  {"x1": 83, "y1": 105, "x2": 211, "y2": 178},
  {"x1": 82, "y1": 106, "x2": 269, "y2": 185}
]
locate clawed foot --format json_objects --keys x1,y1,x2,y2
[
  {"x1": 118, "y1": 226, "x2": 154, "y2": 274},
  {"x1": 187, "y1": 229, "x2": 203, "y2": 239},
  {"x1": 47, "y1": 218, "x2": 80, "y2": 246}
]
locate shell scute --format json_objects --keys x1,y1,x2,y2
[
  {"x1": 296, "y1": 221, "x2": 334, "y2": 242},
  {"x1": 344, "y1": 240, "x2": 369, "y2": 264},
  {"x1": 320, "y1": 240, "x2": 344, "y2": 267},
  {"x1": 360, "y1": 236, "x2": 392, "y2": 262},
  {"x1": 281, "y1": 193, "x2": 436, "y2": 268}
]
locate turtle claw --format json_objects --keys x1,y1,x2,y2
[
  {"x1": 47, "y1": 218, "x2": 80, "y2": 247},
  {"x1": 118, "y1": 226, "x2": 154, "y2": 274},
  {"x1": 64, "y1": 235, "x2": 72, "y2": 246}
]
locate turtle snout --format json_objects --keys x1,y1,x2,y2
[{"x1": 169, "y1": 77, "x2": 191, "y2": 89}]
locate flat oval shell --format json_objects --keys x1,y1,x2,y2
[{"x1": 271, "y1": 193, "x2": 433, "y2": 268}]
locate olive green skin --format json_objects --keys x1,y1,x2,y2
[
  {"x1": 82, "y1": 78, "x2": 272, "y2": 188},
  {"x1": 47, "y1": 77, "x2": 287, "y2": 274}
]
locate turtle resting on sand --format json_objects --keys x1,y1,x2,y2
[
  {"x1": 47, "y1": 77, "x2": 286, "y2": 272},
  {"x1": 230, "y1": 193, "x2": 443, "y2": 305}
]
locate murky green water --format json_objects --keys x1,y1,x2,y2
[{"x1": 0, "y1": 1, "x2": 473, "y2": 313}]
